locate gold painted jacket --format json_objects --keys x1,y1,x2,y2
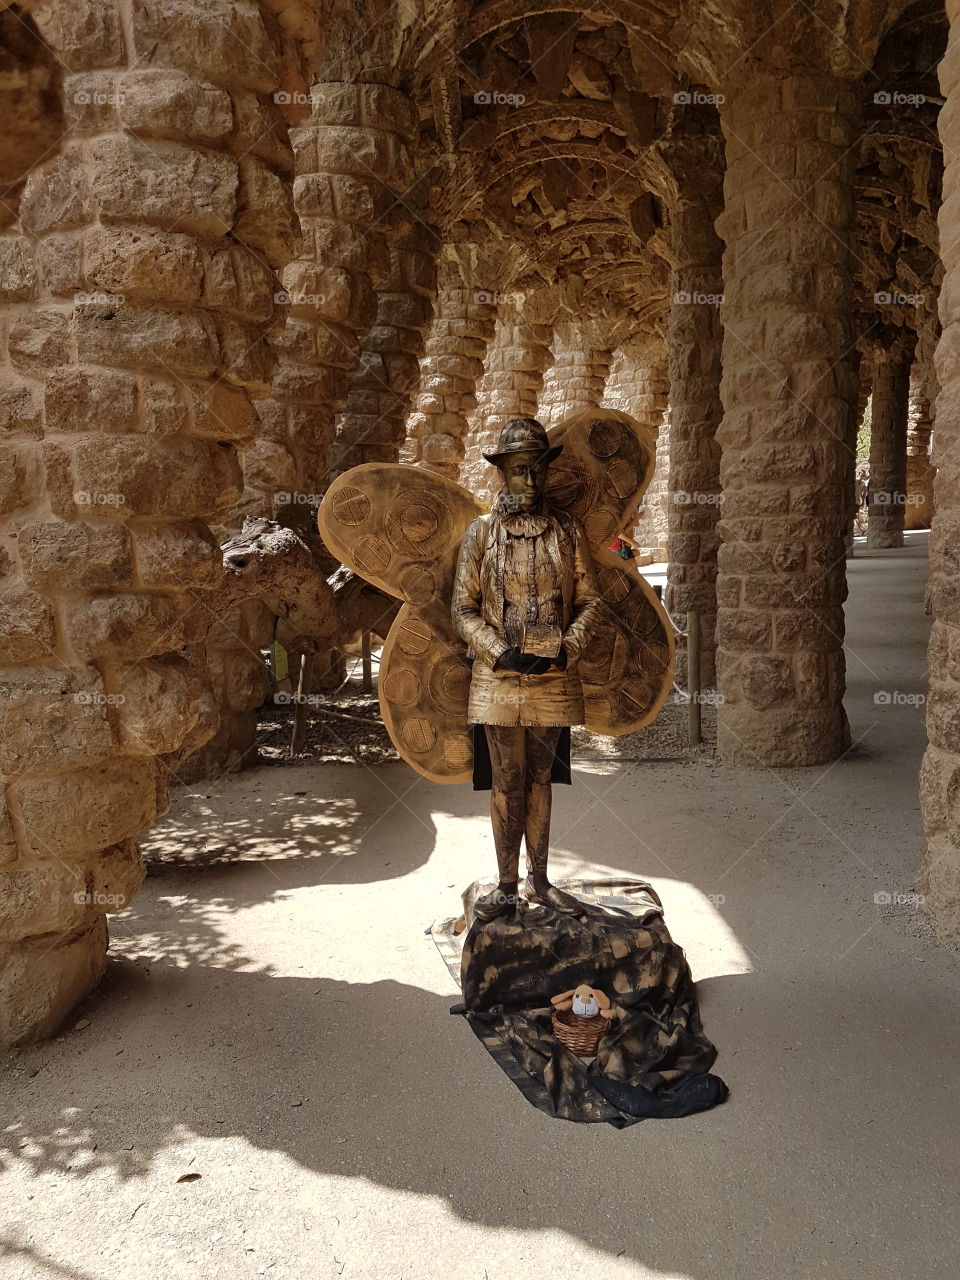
[{"x1": 451, "y1": 507, "x2": 602, "y2": 727}]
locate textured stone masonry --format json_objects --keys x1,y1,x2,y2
[
  {"x1": 867, "y1": 343, "x2": 913, "y2": 549},
  {"x1": 664, "y1": 130, "x2": 724, "y2": 689},
  {"x1": 538, "y1": 321, "x2": 613, "y2": 428},
  {"x1": 0, "y1": 0, "x2": 296, "y2": 1042},
  {"x1": 714, "y1": 73, "x2": 860, "y2": 767},
  {"x1": 407, "y1": 267, "x2": 498, "y2": 483},
  {"x1": 919, "y1": 0, "x2": 960, "y2": 942}
]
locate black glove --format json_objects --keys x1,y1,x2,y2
[{"x1": 495, "y1": 647, "x2": 554, "y2": 676}]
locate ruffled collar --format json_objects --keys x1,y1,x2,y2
[{"x1": 499, "y1": 513, "x2": 550, "y2": 537}]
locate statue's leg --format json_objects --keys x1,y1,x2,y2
[
  {"x1": 523, "y1": 725, "x2": 562, "y2": 877},
  {"x1": 524, "y1": 726, "x2": 582, "y2": 916},
  {"x1": 474, "y1": 724, "x2": 526, "y2": 920}
]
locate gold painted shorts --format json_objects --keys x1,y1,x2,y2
[{"x1": 467, "y1": 660, "x2": 586, "y2": 727}]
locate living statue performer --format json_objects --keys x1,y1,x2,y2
[
  {"x1": 451, "y1": 419, "x2": 602, "y2": 920},
  {"x1": 317, "y1": 407, "x2": 676, "y2": 912}
]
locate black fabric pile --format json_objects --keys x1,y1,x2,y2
[{"x1": 433, "y1": 878, "x2": 728, "y2": 1127}]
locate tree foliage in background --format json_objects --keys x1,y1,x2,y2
[{"x1": 856, "y1": 395, "x2": 872, "y2": 467}]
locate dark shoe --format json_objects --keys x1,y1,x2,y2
[
  {"x1": 524, "y1": 879, "x2": 583, "y2": 916},
  {"x1": 473, "y1": 886, "x2": 520, "y2": 922}
]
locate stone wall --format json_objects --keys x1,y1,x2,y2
[
  {"x1": 920, "y1": 0, "x2": 960, "y2": 941},
  {"x1": 0, "y1": 0, "x2": 296, "y2": 1042}
]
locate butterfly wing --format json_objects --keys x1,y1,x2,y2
[
  {"x1": 581, "y1": 547, "x2": 675, "y2": 735},
  {"x1": 544, "y1": 409, "x2": 675, "y2": 733},
  {"x1": 319, "y1": 465, "x2": 482, "y2": 783},
  {"x1": 544, "y1": 406, "x2": 656, "y2": 548}
]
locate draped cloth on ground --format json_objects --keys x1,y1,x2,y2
[{"x1": 431, "y1": 877, "x2": 728, "y2": 1127}]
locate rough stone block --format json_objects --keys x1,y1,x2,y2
[
  {"x1": 33, "y1": 0, "x2": 124, "y2": 71},
  {"x1": 89, "y1": 838, "x2": 145, "y2": 911},
  {"x1": 203, "y1": 246, "x2": 275, "y2": 321},
  {"x1": 44, "y1": 365, "x2": 138, "y2": 434},
  {"x1": 20, "y1": 148, "x2": 92, "y2": 232},
  {"x1": 716, "y1": 607, "x2": 772, "y2": 651},
  {"x1": 0, "y1": 377, "x2": 41, "y2": 437},
  {"x1": 422, "y1": 432, "x2": 464, "y2": 465},
  {"x1": 208, "y1": 647, "x2": 271, "y2": 713},
  {"x1": 75, "y1": 303, "x2": 219, "y2": 376},
  {"x1": 62, "y1": 591, "x2": 192, "y2": 661},
  {"x1": 242, "y1": 439, "x2": 298, "y2": 493},
  {"x1": 0, "y1": 591, "x2": 56, "y2": 665},
  {"x1": 270, "y1": 361, "x2": 343, "y2": 404},
  {"x1": 14, "y1": 757, "x2": 157, "y2": 859},
  {"x1": 113, "y1": 656, "x2": 204, "y2": 754},
  {"x1": 235, "y1": 157, "x2": 299, "y2": 268},
  {"x1": 83, "y1": 226, "x2": 203, "y2": 303},
  {"x1": 0, "y1": 237, "x2": 37, "y2": 301},
  {"x1": 131, "y1": 520, "x2": 219, "y2": 588},
  {"x1": 919, "y1": 744, "x2": 958, "y2": 836},
  {"x1": 0, "y1": 442, "x2": 36, "y2": 513},
  {"x1": 18, "y1": 521, "x2": 133, "y2": 590},
  {"x1": 139, "y1": 377, "x2": 189, "y2": 434},
  {"x1": 63, "y1": 71, "x2": 123, "y2": 134},
  {"x1": 0, "y1": 856, "x2": 87, "y2": 938},
  {"x1": 736, "y1": 651, "x2": 793, "y2": 712},
  {"x1": 9, "y1": 310, "x2": 71, "y2": 370},
  {"x1": 216, "y1": 316, "x2": 276, "y2": 391},
  {"x1": 231, "y1": 89, "x2": 293, "y2": 173},
  {"x1": 187, "y1": 380, "x2": 257, "y2": 442},
  {"x1": 118, "y1": 68, "x2": 233, "y2": 139},
  {"x1": 927, "y1": 684, "x2": 960, "y2": 755},
  {"x1": 0, "y1": 917, "x2": 107, "y2": 1046},
  {"x1": 131, "y1": 0, "x2": 279, "y2": 94},
  {"x1": 92, "y1": 134, "x2": 237, "y2": 235},
  {"x1": 314, "y1": 125, "x2": 397, "y2": 180},
  {"x1": 35, "y1": 234, "x2": 83, "y2": 296},
  {"x1": 59, "y1": 435, "x2": 236, "y2": 519},
  {"x1": 773, "y1": 608, "x2": 843, "y2": 653}
]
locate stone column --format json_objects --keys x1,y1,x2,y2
[
  {"x1": 664, "y1": 132, "x2": 725, "y2": 688},
  {"x1": 243, "y1": 80, "x2": 407, "y2": 524},
  {"x1": 465, "y1": 297, "x2": 554, "y2": 502},
  {"x1": 604, "y1": 346, "x2": 671, "y2": 558},
  {"x1": 406, "y1": 263, "x2": 498, "y2": 481},
  {"x1": 199, "y1": 79, "x2": 431, "y2": 779},
  {"x1": 538, "y1": 321, "x2": 613, "y2": 426},
  {"x1": 335, "y1": 90, "x2": 436, "y2": 472},
  {"x1": 714, "y1": 73, "x2": 859, "y2": 766},
  {"x1": 867, "y1": 343, "x2": 912, "y2": 549},
  {"x1": 905, "y1": 298, "x2": 938, "y2": 535},
  {"x1": 920, "y1": 0, "x2": 960, "y2": 940},
  {"x1": 0, "y1": 0, "x2": 295, "y2": 1043},
  {"x1": 905, "y1": 378, "x2": 935, "y2": 531}
]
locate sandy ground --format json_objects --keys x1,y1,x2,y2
[{"x1": 3, "y1": 530, "x2": 959, "y2": 1280}]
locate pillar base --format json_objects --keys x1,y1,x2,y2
[
  {"x1": 867, "y1": 531, "x2": 904, "y2": 550},
  {"x1": 918, "y1": 843, "x2": 960, "y2": 944},
  {"x1": 0, "y1": 917, "x2": 107, "y2": 1048},
  {"x1": 718, "y1": 705, "x2": 849, "y2": 767}
]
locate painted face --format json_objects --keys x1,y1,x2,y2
[{"x1": 501, "y1": 449, "x2": 549, "y2": 512}]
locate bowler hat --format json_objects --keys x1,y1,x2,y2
[{"x1": 482, "y1": 417, "x2": 563, "y2": 466}]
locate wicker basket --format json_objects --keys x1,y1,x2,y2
[{"x1": 551, "y1": 1008, "x2": 610, "y2": 1056}]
